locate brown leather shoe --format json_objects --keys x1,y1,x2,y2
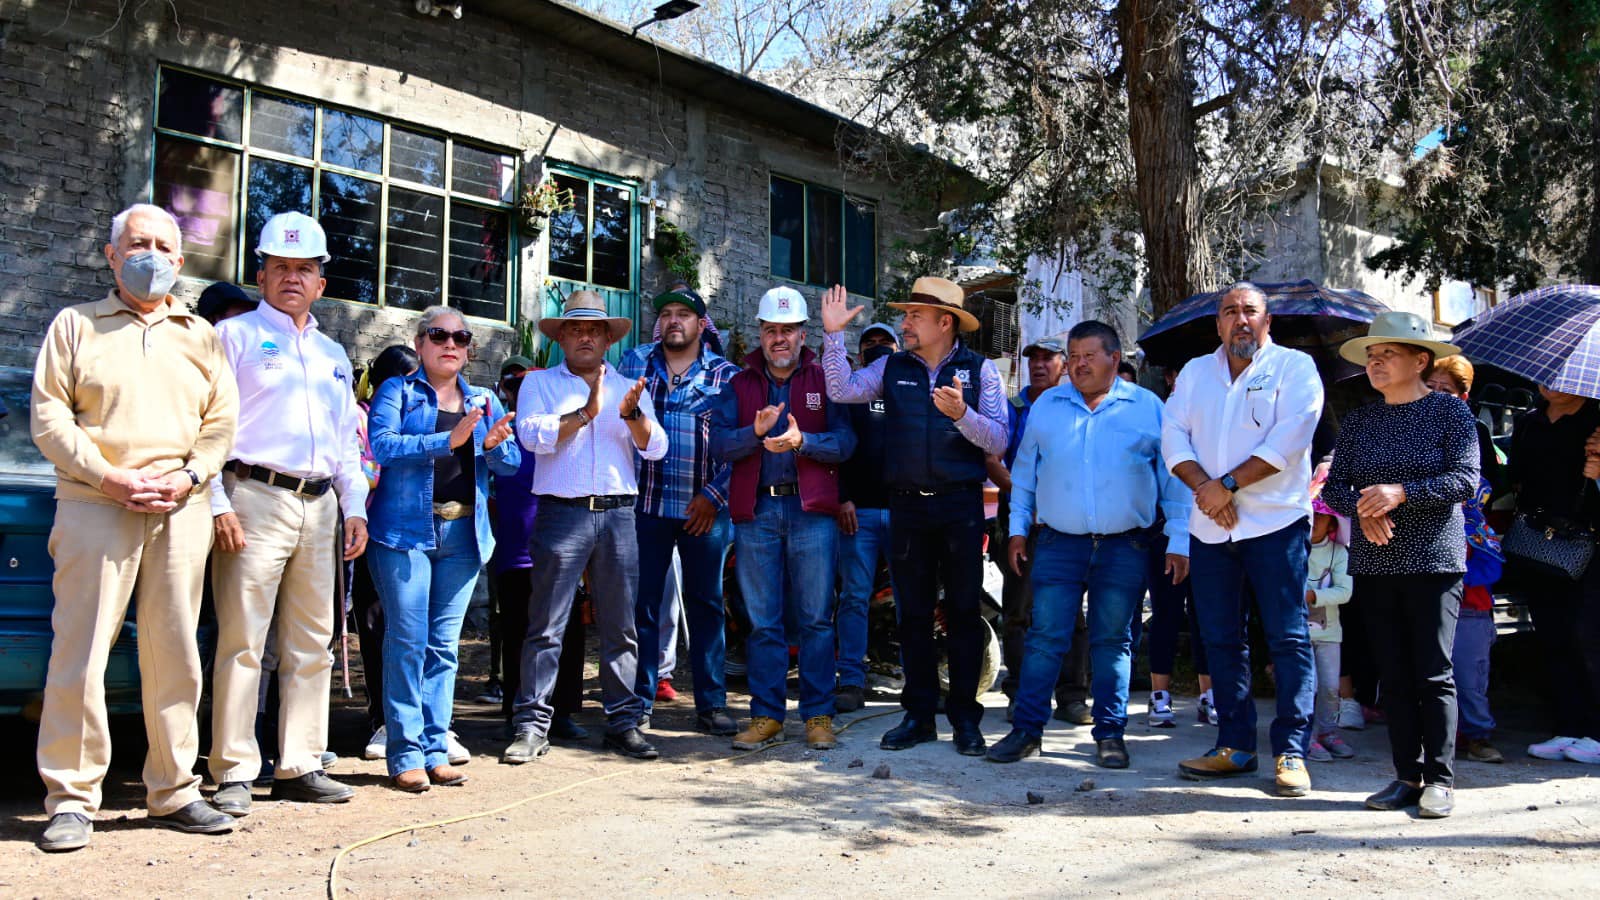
[
  {"x1": 392, "y1": 769, "x2": 430, "y2": 793},
  {"x1": 428, "y1": 764, "x2": 469, "y2": 786}
]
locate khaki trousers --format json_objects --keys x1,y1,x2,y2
[
  {"x1": 209, "y1": 475, "x2": 337, "y2": 782},
  {"x1": 36, "y1": 498, "x2": 211, "y2": 817}
]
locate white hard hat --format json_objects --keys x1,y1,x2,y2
[
  {"x1": 256, "y1": 211, "x2": 331, "y2": 262},
  {"x1": 757, "y1": 286, "x2": 808, "y2": 324}
]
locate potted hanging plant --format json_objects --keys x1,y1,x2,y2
[{"x1": 517, "y1": 177, "x2": 574, "y2": 239}]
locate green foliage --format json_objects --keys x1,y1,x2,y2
[{"x1": 652, "y1": 220, "x2": 702, "y2": 289}]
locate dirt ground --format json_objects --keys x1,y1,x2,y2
[{"x1": 3, "y1": 635, "x2": 1598, "y2": 898}]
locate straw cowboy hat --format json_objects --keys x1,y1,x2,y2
[
  {"x1": 889, "y1": 276, "x2": 981, "y2": 333},
  {"x1": 539, "y1": 290, "x2": 632, "y2": 342},
  {"x1": 1338, "y1": 311, "x2": 1460, "y2": 365}
]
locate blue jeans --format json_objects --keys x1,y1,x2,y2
[
  {"x1": 1014, "y1": 529, "x2": 1148, "y2": 741},
  {"x1": 634, "y1": 510, "x2": 731, "y2": 715},
  {"x1": 1453, "y1": 609, "x2": 1496, "y2": 740},
  {"x1": 735, "y1": 495, "x2": 838, "y2": 721},
  {"x1": 1189, "y1": 519, "x2": 1315, "y2": 758},
  {"x1": 837, "y1": 506, "x2": 890, "y2": 689},
  {"x1": 367, "y1": 516, "x2": 482, "y2": 776}
]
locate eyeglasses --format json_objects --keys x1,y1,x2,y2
[{"x1": 426, "y1": 327, "x2": 473, "y2": 347}]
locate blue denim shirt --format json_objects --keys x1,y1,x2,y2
[{"x1": 367, "y1": 370, "x2": 521, "y2": 558}]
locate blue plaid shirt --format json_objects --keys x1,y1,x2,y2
[{"x1": 620, "y1": 340, "x2": 739, "y2": 519}]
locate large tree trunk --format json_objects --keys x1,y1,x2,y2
[
  {"x1": 1117, "y1": 0, "x2": 1209, "y2": 316},
  {"x1": 1585, "y1": 84, "x2": 1600, "y2": 284}
]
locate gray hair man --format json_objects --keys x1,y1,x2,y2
[{"x1": 31, "y1": 203, "x2": 239, "y2": 850}]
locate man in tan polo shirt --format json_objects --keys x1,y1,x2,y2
[{"x1": 30, "y1": 203, "x2": 239, "y2": 851}]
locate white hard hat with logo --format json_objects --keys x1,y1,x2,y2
[
  {"x1": 757, "y1": 286, "x2": 808, "y2": 324},
  {"x1": 256, "y1": 211, "x2": 331, "y2": 262}
]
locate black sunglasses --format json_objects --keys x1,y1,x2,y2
[{"x1": 426, "y1": 327, "x2": 473, "y2": 347}]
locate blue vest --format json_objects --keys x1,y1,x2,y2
[{"x1": 882, "y1": 344, "x2": 988, "y2": 490}]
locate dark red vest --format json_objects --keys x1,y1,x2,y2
[{"x1": 728, "y1": 347, "x2": 841, "y2": 524}]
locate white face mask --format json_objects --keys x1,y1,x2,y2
[{"x1": 119, "y1": 251, "x2": 178, "y2": 302}]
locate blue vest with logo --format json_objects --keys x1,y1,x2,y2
[{"x1": 882, "y1": 343, "x2": 987, "y2": 490}]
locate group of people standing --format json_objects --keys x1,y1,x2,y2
[{"x1": 26, "y1": 202, "x2": 1600, "y2": 855}]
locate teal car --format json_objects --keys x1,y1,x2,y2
[{"x1": 0, "y1": 366, "x2": 143, "y2": 718}]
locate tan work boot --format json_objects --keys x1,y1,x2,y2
[
  {"x1": 1275, "y1": 755, "x2": 1311, "y2": 796},
  {"x1": 731, "y1": 716, "x2": 786, "y2": 750},
  {"x1": 805, "y1": 716, "x2": 838, "y2": 750},
  {"x1": 1178, "y1": 747, "x2": 1258, "y2": 779}
]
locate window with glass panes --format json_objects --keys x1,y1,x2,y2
[
  {"x1": 150, "y1": 66, "x2": 518, "y2": 322},
  {"x1": 545, "y1": 170, "x2": 636, "y2": 291},
  {"x1": 768, "y1": 174, "x2": 876, "y2": 298}
]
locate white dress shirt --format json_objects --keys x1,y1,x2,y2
[
  {"x1": 208, "y1": 303, "x2": 369, "y2": 519},
  {"x1": 515, "y1": 361, "x2": 668, "y2": 497},
  {"x1": 1161, "y1": 336, "x2": 1324, "y2": 545}
]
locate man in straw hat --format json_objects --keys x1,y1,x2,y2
[
  {"x1": 821, "y1": 278, "x2": 1009, "y2": 756},
  {"x1": 503, "y1": 290, "x2": 667, "y2": 764},
  {"x1": 1161, "y1": 281, "x2": 1324, "y2": 798}
]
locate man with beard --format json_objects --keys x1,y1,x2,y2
[
  {"x1": 712, "y1": 287, "x2": 855, "y2": 751},
  {"x1": 1162, "y1": 282, "x2": 1324, "y2": 797},
  {"x1": 619, "y1": 288, "x2": 740, "y2": 736}
]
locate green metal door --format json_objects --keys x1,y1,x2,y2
[{"x1": 541, "y1": 165, "x2": 641, "y2": 365}]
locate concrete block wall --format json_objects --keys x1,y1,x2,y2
[{"x1": 0, "y1": 0, "x2": 937, "y2": 380}]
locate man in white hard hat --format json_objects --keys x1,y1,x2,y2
[
  {"x1": 710, "y1": 287, "x2": 856, "y2": 752},
  {"x1": 207, "y1": 211, "x2": 369, "y2": 813},
  {"x1": 30, "y1": 203, "x2": 239, "y2": 852}
]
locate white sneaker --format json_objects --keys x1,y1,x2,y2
[
  {"x1": 1197, "y1": 690, "x2": 1219, "y2": 726},
  {"x1": 363, "y1": 726, "x2": 386, "y2": 761},
  {"x1": 1561, "y1": 737, "x2": 1600, "y2": 765},
  {"x1": 1147, "y1": 690, "x2": 1175, "y2": 728},
  {"x1": 1528, "y1": 735, "x2": 1581, "y2": 760},
  {"x1": 1337, "y1": 698, "x2": 1366, "y2": 731},
  {"x1": 447, "y1": 730, "x2": 471, "y2": 766}
]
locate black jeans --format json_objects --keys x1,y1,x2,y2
[
  {"x1": 999, "y1": 526, "x2": 1087, "y2": 703},
  {"x1": 495, "y1": 567, "x2": 586, "y2": 723},
  {"x1": 890, "y1": 488, "x2": 988, "y2": 727},
  {"x1": 1145, "y1": 536, "x2": 1208, "y2": 678},
  {"x1": 1360, "y1": 573, "x2": 1462, "y2": 787},
  {"x1": 1340, "y1": 581, "x2": 1381, "y2": 708},
  {"x1": 1522, "y1": 565, "x2": 1600, "y2": 739},
  {"x1": 350, "y1": 555, "x2": 385, "y2": 732}
]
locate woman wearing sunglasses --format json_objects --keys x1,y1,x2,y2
[{"x1": 365, "y1": 306, "x2": 521, "y2": 792}]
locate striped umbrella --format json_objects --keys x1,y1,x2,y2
[
  {"x1": 1137, "y1": 279, "x2": 1390, "y2": 368},
  {"x1": 1452, "y1": 285, "x2": 1600, "y2": 399}
]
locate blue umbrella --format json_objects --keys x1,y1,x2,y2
[
  {"x1": 1452, "y1": 284, "x2": 1600, "y2": 399},
  {"x1": 1137, "y1": 279, "x2": 1390, "y2": 368}
]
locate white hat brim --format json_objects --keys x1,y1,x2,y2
[{"x1": 1338, "y1": 335, "x2": 1461, "y2": 365}]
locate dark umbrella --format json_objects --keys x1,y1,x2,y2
[
  {"x1": 1452, "y1": 284, "x2": 1600, "y2": 400},
  {"x1": 1137, "y1": 279, "x2": 1391, "y2": 369}
]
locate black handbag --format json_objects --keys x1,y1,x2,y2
[{"x1": 1505, "y1": 485, "x2": 1596, "y2": 581}]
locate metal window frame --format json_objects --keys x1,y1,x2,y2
[
  {"x1": 765, "y1": 172, "x2": 878, "y2": 300},
  {"x1": 543, "y1": 162, "x2": 640, "y2": 295},
  {"x1": 148, "y1": 63, "x2": 517, "y2": 325}
]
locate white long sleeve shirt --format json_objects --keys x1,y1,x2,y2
[
  {"x1": 207, "y1": 303, "x2": 369, "y2": 519},
  {"x1": 1161, "y1": 337, "x2": 1324, "y2": 545},
  {"x1": 515, "y1": 360, "x2": 668, "y2": 498}
]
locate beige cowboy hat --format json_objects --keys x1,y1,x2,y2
[
  {"x1": 889, "y1": 276, "x2": 981, "y2": 333},
  {"x1": 1338, "y1": 311, "x2": 1461, "y2": 365},
  {"x1": 538, "y1": 290, "x2": 632, "y2": 342}
]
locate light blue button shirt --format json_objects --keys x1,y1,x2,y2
[{"x1": 1009, "y1": 376, "x2": 1190, "y2": 556}]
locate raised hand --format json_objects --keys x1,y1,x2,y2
[
  {"x1": 762, "y1": 414, "x2": 804, "y2": 453},
  {"x1": 584, "y1": 366, "x2": 604, "y2": 421},
  {"x1": 932, "y1": 384, "x2": 968, "y2": 420},
  {"x1": 820, "y1": 284, "x2": 864, "y2": 334},
  {"x1": 619, "y1": 376, "x2": 648, "y2": 419},
  {"x1": 753, "y1": 401, "x2": 785, "y2": 438},
  {"x1": 484, "y1": 412, "x2": 516, "y2": 450},
  {"x1": 449, "y1": 407, "x2": 485, "y2": 449}
]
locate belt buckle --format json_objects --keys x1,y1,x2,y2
[
  {"x1": 918, "y1": 489, "x2": 936, "y2": 497},
  {"x1": 588, "y1": 496, "x2": 602, "y2": 512}
]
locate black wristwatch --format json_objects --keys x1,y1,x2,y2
[
  {"x1": 1219, "y1": 473, "x2": 1240, "y2": 493},
  {"x1": 183, "y1": 468, "x2": 201, "y2": 487},
  {"x1": 622, "y1": 407, "x2": 643, "y2": 421}
]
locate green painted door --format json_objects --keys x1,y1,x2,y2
[{"x1": 542, "y1": 165, "x2": 641, "y2": 365}]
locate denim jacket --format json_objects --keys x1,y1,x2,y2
[{"x1": 367, "y1": 370, "x2": 521, "y2": 558}]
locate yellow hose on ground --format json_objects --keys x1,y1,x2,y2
[{"x1": 326, "y1": 708, "x2": 903, "y2": 898}]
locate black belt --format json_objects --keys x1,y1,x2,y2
[
  {"x1": 229, "y1": 461, "x2": 332, "y2": 497},
  {"x1": 542, "y1": 494, "x2": 635, "y2": 511},
  {"x1": 1056, "y1": 527, "x2": 1141, "y2": 541},
  {"x1": 762, "y1": 483, "x2": 799, "y2": 497},
  {"x1": 892, "y1": 482, "x2": 982, "y2": 498}
]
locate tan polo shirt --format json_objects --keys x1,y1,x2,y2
[{"x1": 31, "y1": 290, "x2": 239, "y2": 507}]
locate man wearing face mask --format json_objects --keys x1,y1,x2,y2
[
  {"x1": 30, "y1": 203, "x2": 239, "y2": 851},
  {"x1": 207, "y1": 212, "x2": 370, "y2": 814}
]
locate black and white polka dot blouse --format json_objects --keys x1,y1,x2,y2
[{"x1": 1323, "y1": 391, "x2": 1480, "y2": 575}]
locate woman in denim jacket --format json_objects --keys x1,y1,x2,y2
[{"x1": 366, "y1": 306, "x2": 520, "y2": 792}]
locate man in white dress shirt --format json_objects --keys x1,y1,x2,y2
[
  {"x1": 208, "y1": 212, "x2": 369, "y2": 813},
  {"x1": 503, "y1": 291, "x2": 667, "y2": 764},
  {"x1": 1161, "y1": 282, "x2": 1324, "y2": 797}
]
